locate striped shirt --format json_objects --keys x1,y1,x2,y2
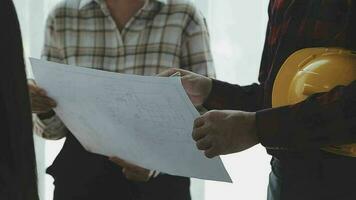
[{"x1": 33, "y1": 0, "x2": 215, "y2": 140}]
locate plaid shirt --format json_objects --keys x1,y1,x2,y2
[
  {"x1": 34, "y1": 0, "x2": 215, "y2": 140},
  {"x1": 204, "y1": 0, "x2": 356, "y2": 157}
]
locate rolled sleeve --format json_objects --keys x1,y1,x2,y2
[
  {"x1": 33, "y1": 114, "x2": 68, "y2": 140},
  {"x1": 32, "y1": 10, "x2": 69, "y2": 140}
]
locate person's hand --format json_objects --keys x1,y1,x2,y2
[
  {"x1": 109, "y1": 157, "x2": 152, "y2": 182},
  {"x1": 158, "y1": 68, "x2": 212, "y2": 106},
  {"x1": 193, "y1": 110, "x2": 259, "y2": 158},
  {"x1": 28, "y1": 80, "x2": 57, "y2": 114}
]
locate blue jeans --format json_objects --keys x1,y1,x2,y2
[{"x1": 267, "y1": 154, "x2": 356, "y2": 200}]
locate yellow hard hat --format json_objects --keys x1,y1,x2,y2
[{"x1": 272, "y1": 47, "x2": 356, "y2": 157}]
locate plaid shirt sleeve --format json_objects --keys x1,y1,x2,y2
[
  {"x1": 33, "y1": 13, "x2": 69, "y2": 140},
  {"x1": 257, "y1": 81, "x2": 356, "y2": 149},
  {"x1": 180, "y1": 9, "x2": 215, "y2": 78}
]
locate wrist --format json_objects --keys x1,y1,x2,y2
[
  {"x1": 249, "y1": 112, "x2": 259, "y2": 144},
  {"x1": 203, "y1": 78, "x2": 213, "y2": 102},
  {"x1": 37, "y1": 109, "x2": 55, "y2": 120},
  {"x1": 201, "y1": 78, "x2": 215, "y2": 107}
]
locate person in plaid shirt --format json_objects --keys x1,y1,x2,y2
[
  {"x1": 162, "y1": 0, "x2": 356, "y2": 199},
  {"x1": 29, "y1": 0, "x2": 215, "y2": 199}
]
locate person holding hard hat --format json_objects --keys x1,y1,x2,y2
[{"x1": 160, "y1": 1, "x2": 356, "y2": 200}]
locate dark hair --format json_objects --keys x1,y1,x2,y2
[{"x1": 0, "y1": 0, "x2": 39, "y2": 200}]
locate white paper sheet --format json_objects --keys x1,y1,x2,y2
[{"x1": 30, "y1": 58, "x2": 232, "y2": 182}]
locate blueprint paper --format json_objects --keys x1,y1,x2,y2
[{"x1": 30, "y1": 58, "x2": 232, "y2": 182}]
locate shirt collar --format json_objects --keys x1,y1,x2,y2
[{"x1": 79, "y1": 0, "x2": 167, "y2": 10}]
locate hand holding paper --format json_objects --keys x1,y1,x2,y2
[
  {"x1": 159, "y1": 68, "x2": 213, "y2": 107},
  {"x1": 110, "y1": 157, "x2": 152, "y2": 182},
  {"x1": 28, "y1": 80, "x2": 57, "y2": 114}
]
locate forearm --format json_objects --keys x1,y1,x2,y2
[
  {"x1": 256, "y1": 81, "x2": 356, "y2": 149},
  {"x1": 203, "y1": 79, "x2": 264, "y2": 111}
]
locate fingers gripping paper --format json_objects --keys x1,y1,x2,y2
[{"x1": 31, "y1": 58, "x2": 232, "y2": 182}]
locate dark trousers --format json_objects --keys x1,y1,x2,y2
[
  {"x1": 49, "y1": 134, "x2": 191, "y2": 200},
  {"x1": 53, "y1": 173, "x2": 191, "y2": 200},
  {"x1": 267, "y1": 153, "x2": 356, "y2": 200}
]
